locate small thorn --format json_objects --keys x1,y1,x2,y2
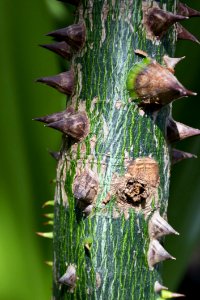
[
  {"x1": 134, "y1": 49, "x2": 148, "y2": 57},
  {"x1": 40, "y1": 41, "x2": 72, "y2": 59},
  {"x1": 43, "y1": 220, "x2": 54, "y2": 226},
  {"x1": 43, "y1": 213, "x2": 54, "y2": 219},
  {"x1": 149, "y1": 211, "x2": 179, "y2": 239},
  {"x1": 147, "y1": 239, "x2": 175, "y2": 269},
  {"x1": 161, "y1": 290, "x2": 185, "y2": 298},
  {"x1": 46, "y1": 23, "x2": 85, "y2": 50},
  {"x1": 73, "y1": 169, "x2": 99, "y2": 205},
  {"x1": 59, "y1": 264, "x2": 77, "y2": 289},
  {"x1": 177, "y1": 23, "x2": 200, "y2": 45},
  {"x1": 163, "y1": 55, "x2": 185, "y2": 73},
  {"x1": 144, "y1": 7, "x2": 188, "y2": 39},
  {"x1": 36, "y1": 232, "x2": 53, "y2": 239},
  {"x1": 154, "y1": 281, "x2": 168, "y2": 293},
  {"x1": 83, "y1": 204, "x2": 93, "y2": 216},
  {"x1": 42, "y1": 200, "x2": 54, "y2": 208},
  {"x1": 185, "y1": 90, "x2": 197, "y2": 96},
  {"x1": 36, "y1": 70, "x2": 74, "y2": 95},
  {"x1": 167, "y1": 118, "x2": 200, "y2": 143},
  {"x1": 48, "y1": 150, "x2": 61, "y2": 161},
  {"x1": 45, "y1": 261, "x2": 53, "y2": 267},
  {"x1": 172, "y1": 149, "x2": 197, "y2": 165},
  {"x1": 178, "y1": 2, "x2": 200, "y2": 18},
  {"x1": 83, "y1": 237, "x2": 93, "y2": 252}
]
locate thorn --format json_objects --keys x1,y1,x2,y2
[
  {"x1": 45, "y1": 261, "x2": 53, "y2": 267},
  {"x1": 36, "y1": 232, "x2": 53, "y2": 239},
  {"x1": 73, "y1": 169, "x2": 99, "y2": 205},
  {"x1": 161, "y1": 290, "x2": 185, "y2": 298},
  {"x1": 46, "y1": 23, "x2": 85, "y2": 50},
  {"x1": 83, "y1": 204, "x2": 93, "y2": 216},
  {"x1": 127, "y1": 57, "x2": 196, "y2": 109},
  {"x1": 149, "y1": 211, "x2": 179, "y2": 239},
  {"x1": 42, "y1": 200, "x2": 54, "y2": 208},
  {"x1": 34, "y1": 107, "x2": 75, "y2": 124},
  {"x1": 177, "y1": 23, "x2": 200, "y2": 45},
  {"x1": 43, "y1": 213, "x2": 54, "y2": 219},
  {"x1": 163, "y1": 55, "x2": 185, "y2": 73},
  {"x1": 36, "y1": 70, "x2": 74, "y2": 95},
  {"x1": 46, "y1": 111, "x2": 90, "y2": 141},
  {"x1": 34, "y1": 111, "x2": 66, "y2": 124},
  {"x1": 43, "y1": 220, "x2": 54, "y2": 226},
  {"x1": 59, "y1": 264, "x2": 77, "y2": 289},
  {"x1": 167, "y1": 118, "x2": 200, "y2": 143},
  {"x1": 40, "y1": 41, "x2": 72, "y2": 59},
  {"x1": 48, "y1": 150, "x2": 61, "y2": 161},
  {"x1": 178, "y1": 2, "x2": 200, "y2": 18},
  {"x1": 147, "y1": 239, "x2": 175, "y2": 269},
  {"x1": 154, "y1": 281, "x2": 168, "y2": 293},
  {"x1": 144, "y1": 7, "x2": 188, "y2": 39},
  {"x1": 134, "y1": 49, "x2": 148, "y2": 57},
  {"x1": 84, "y1": 237, "x2": 93, "y2": 252},
  {"x1": 172, "y1": 149, "x2": 197, "y2": 165}
]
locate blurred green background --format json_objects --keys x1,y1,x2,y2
[{"x1": 0, "y1": 1, "x2": 199, "y2": 299}]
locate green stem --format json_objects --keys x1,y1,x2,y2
[{"x1": 53, "y1": 0, "x2": 176, "y2": 299}]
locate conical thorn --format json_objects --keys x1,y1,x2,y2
[
  {"x1": 127, "y1": 57, "x2": 196, "y2": 109},
  {"x1": 43, "y1": 220, "x2": 54, "y2": 226},
  {"x1": 42, "y1": 200, "x2": 54, "y2": 208},
  {"x1": 48, "y1": 150, "x2": 61, "y2": 161},
  {"x1": 167, "y1": 118, "x2": 200, "y2": 143},
  {"x1": 144, "y1": 7, "x2": 188, "y2": 39},
  {"x1": 43, "y1": 213, "x2": 54, "y2": 219},
  {"x1": 177, "y1": 23, "x2": 200, "y2": 45},
  {"x1": 40, "y1": 41, "x2": 72, "y2": 59},
  {"x1": 46, "y1": 23, "x2": 86, "y2": 50},
  {"x1": 149, "y1": 211, "x2": 179, "y2": 239},
  {"x1": 178, "y1": 2, "x2": 200, "y2": 18},
  {"x1": 154, "y1": 281, "x2": 168, "y2": 293},
  {"x1": 163, "y1": 55, "x2": 185, "y2": 73},
  {"x1": 36, "y1": 70, "x2": 74, "y2": 95},
  {"x1": 46, "y1": 111, "x2": 90, "y2": 141},
  {"x1": 172, "y1": 149, "x2": 197, "y2": 165},
  {"x1": 45, "y1": 261, "x2": 53, "y2": 267},
  {"x1": 34, "y1": 107, "x2": 75, "y2": 125},
  {"x1": 36, "y1": 232, "x2": 53, "y2": 239},
  {"x1": 73, "y1": 169, "x2": 99, "y2": 205},
  {"x1": 161, "y1": 289, "x2": 185, "y2": 298},
  {"x1": 147, "y1": 239, "x2": 175, "y2": 269},
  {"x1": 59, "y1": 264, "x2": 77, "y2": 288}
]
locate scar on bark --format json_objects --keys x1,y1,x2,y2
[{"x1": 110, "y1": 157, "x2": 159, "y2": 214}]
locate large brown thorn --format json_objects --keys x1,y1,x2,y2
[
  {"x1": 46, "y1": 23, "x2": 85, "y2": 50},
  {"x1": 36, "y1": 70, "x2": 74, "y2": 95},
  {"x1": 178, "y1": 2, "x2": 200, "y2": 18},
  {"x1": 177, "y1": 23, "x2": 200, "y2": 45},
  {"x1": 40, "y1": 41, "x2": 72, "y2": 59}
]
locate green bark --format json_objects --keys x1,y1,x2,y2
[{"x1": 53, "y1": 0, "x2": 176, "y2": 299}]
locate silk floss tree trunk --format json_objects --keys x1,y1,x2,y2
[{"x1": 35, "y1": 0, "x2": 200, "y2": 299}]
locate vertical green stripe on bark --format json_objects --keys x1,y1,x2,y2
[{"x1": 53, "y1": 0, "x2": 176, "y2": 299}]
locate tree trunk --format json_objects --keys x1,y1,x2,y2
[{"x1": 53, "y1": 0, "x2": 176, "y2": 299}]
